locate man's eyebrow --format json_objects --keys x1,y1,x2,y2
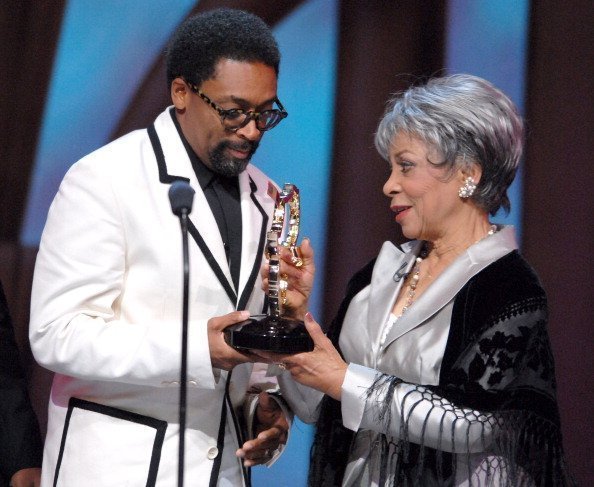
[{"x1": 226, "y1": 95, "x2": 277, "y2": 109}]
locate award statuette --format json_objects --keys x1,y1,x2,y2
[{"x1": 224, "y1": 183, "x2": 314, "y2": 353}]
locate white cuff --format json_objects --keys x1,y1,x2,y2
[{"x1": 340, "y1": 363, "x2": 377, "y2": 431}]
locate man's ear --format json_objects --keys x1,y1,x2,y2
[{"x1": 171, "y1": 78, "x2": 189, "y2": 110}]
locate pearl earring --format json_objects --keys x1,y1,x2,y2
[{"x1": 458, "y1": 177, "x2": 476, "y2": 199}]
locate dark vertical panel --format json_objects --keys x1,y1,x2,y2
[
  {"x1": 0, "y1": 1, "x2": 65, "y2": 240},
  {"x1": 322, "y1": 0, "x2": 445, "y2": 324},
  {"x1": 111, "y1": 0, "x2": 305, "y2": 139},
  {"x1": 16, "y1": 246, "x2": 52, "y2": 439},
  {"x1": 524, "y1": 1, "x2": 594, "y2": 484},
  {"x1": 0, "y1": 1, "x2": 65, "y2": 441},
  {"x1": 0, "y1": 243, "x2": 19, "y2": 300},
  {"x1": 0, "y1": 242, "x2": 50, "y2": 438}
]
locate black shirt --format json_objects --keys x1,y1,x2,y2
[{"x1": 171, "y1": 109, "x2": 243, "y2": 291}]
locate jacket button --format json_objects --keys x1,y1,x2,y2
[{"x1": 207, "y1": 447, "x2": 219, "y2": 460}]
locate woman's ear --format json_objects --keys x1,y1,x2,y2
[
  {"x1": 460, "y1": 162, "x2": 483, "y2": 185},
  {"x1": 170, "y1": 78, "x2": 189, "y2": 110}
]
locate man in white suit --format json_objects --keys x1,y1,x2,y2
[{"x1": 29, "y1": 9, "x2": 297, "y2": 486}]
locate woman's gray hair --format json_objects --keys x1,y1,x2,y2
[{"x1": 374, "y1": 74, "x2": 524, "y2": 215}]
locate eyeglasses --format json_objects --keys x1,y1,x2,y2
[{"x1": 186, "y1": 82, "x2": 288, "y2": 132}]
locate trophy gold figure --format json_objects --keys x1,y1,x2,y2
[{"x1": 224, "y1": 183, "x2": 314, "y2": 352}]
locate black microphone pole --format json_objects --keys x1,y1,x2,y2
[{"x1": 168, "y1": 181, "x2": 195, "y2": 487}]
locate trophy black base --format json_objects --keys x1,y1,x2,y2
[{"x1": 224, "y1": 314, "x2": 314, "y2": 353}]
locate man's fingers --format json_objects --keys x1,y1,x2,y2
[
  {"x1": 211, "y1": 310, "x2": 250, "y2": 331},
  {"x1": 226, "y1": 310, "x2": 250, "y2": 324}
]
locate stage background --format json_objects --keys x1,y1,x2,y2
[{"x1": 0, "y1": 1, "x2": 591, "y2": 485}]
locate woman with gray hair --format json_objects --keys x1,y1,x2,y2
[{"x1": 262, "y1": 74, "x2": 573, "y2": 485}]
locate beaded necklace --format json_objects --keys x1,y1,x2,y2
[
  {"x1": 398, "y1": 245, "x2": 427, "y2": 317},
  {"x1": 381, "y1": 225, "x2": 498, "y2": 349},
  {"x1": 398, "y1": 224, "x2": 498, "y2": 317}
]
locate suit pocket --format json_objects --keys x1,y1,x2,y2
[{"x1": 53, "y1": 398, "x2": 167, "y2": 487}]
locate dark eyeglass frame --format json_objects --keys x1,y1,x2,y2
[{"x1": 186, "y1": 81, "x2": 288, "y2": 132}]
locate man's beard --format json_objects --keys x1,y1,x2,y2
[{"x1": 208, "y1": 140, "x2": 259, "y2": 178}]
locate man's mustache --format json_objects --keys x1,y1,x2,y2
[{"x1": 223, "y1": 140, "x2": 259, "y2": 155}]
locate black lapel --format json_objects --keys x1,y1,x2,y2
[
  {"x1": 236, "y1": 177, "x2": 268, "y2": 311},
  {"x1": 147, "y1": 124, "x2": 189, "y2": 185},
  {"x1": 187, "y1": 222, "x2": 237, "y2": 306},
  {"x1": 147, "y1": 122, "x2": 237, "y2": 307}
]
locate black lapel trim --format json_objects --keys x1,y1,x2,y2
[
  {"x1": 187, "y1": 221, "x2": 237, "y2": 306},
  {"x1": 147, "y1": 123, "x2": 189, "y2": 184},
  {"x1": 209, "y1": 373, "x2": 231, "y2": 487},
  {"x1": 147, "y1": 122, "x2": 236, "y2": 307},
  {"x1": 54, "y1": 398, "x2": 167, "y2": 487},
  {"x1": 225, "y1": 382, "x2": 251, "y2": 486},
  {"x1": 236, "y1": 177, "x2": 268, "y2": 311},
  {"x1": 208, "y1": 372, "x2": 251, "y2": 486}
]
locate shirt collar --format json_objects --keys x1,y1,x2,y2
[{"x1": 169, "y1": 107, "x2": 216, "y2": 190}]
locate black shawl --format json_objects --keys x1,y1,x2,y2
[{"x1": 309, "y1": 250, "x2": 574, "y2": 486}]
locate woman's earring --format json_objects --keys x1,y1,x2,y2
[{"x1": 458, "y1": 177, "x2": 476, "y2": 199}]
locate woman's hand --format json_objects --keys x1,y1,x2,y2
[
  {"x1": 261, "y1": 238, "x2": 315, "y2": 321},
  {"x1": 258, "y1": 313, "x2": 347, "y2": 401}
]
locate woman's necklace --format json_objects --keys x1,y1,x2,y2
[
  {"x1": 398, "y1": 224, "x2": 497, "y2": 318},
  {"x1": 398, "y1": 243, "x2": 429, "y2": 317},
  {"x1": 384, "y1": 224, "x2": 499, "y2": 348},
  {"x1": 475, "y1": 224, "x2": 498, "y2": 244}
]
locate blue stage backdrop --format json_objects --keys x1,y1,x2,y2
[
  {"x1": 21, "y1": 0, "x2": 196, "y2": 246},
  {"x1": 446, "y1": 0, "x2": 529, "y2": 240}
]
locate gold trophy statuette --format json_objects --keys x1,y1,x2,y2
[{"x1": 224, "y1": 183, "x2": 314, "y2": 352}]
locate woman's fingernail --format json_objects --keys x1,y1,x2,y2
[{"x1": 305, "y1": 311, "x2": 313, "y2": 321}]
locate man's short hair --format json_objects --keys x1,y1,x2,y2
[{"x1": 166, "y1": 8, "x2": 280, "y2": 89}]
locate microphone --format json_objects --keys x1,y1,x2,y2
[
  {"x1": 169, "y1": 180, "x2": 195, "y2": 216},
  {"x1": 169, "y1": 180, "x2": 194, "y2": 487}
]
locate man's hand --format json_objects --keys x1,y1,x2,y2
[
  {"x1": 207, "y1": 310, "x2": 258, "y2": 370},
  {"x1": 236, "y1": 392, "x2": 289, "y2": 467},
  {"x1": 10, "y1": 468, "x2": 41, "y2": 487}
]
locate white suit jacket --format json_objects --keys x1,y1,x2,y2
[{"x1": 30, "y1": 108, "x2": 279, "y2": 486}]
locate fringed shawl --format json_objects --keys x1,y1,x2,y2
[{"x1": 309, "y1": 251, "x2": 574, "y2": 486}]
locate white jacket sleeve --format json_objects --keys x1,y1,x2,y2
[
  {"x1": 341, "y1": 363, "x2": 493, "y2": 453},
  {"x1": 29, "y1": 157, "x2": 217, "y2": 389}
]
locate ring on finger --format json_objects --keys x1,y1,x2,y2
[{"x1": 278, "y1": 362, "x2": 287, "y2": 370}]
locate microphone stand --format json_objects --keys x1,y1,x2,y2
[
  {"x1": 168, "y1": 180, "x2": 195, "y2": 487},
  {"x1": 178, "y1": 206, "x2": 190, "y2": 487}
]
